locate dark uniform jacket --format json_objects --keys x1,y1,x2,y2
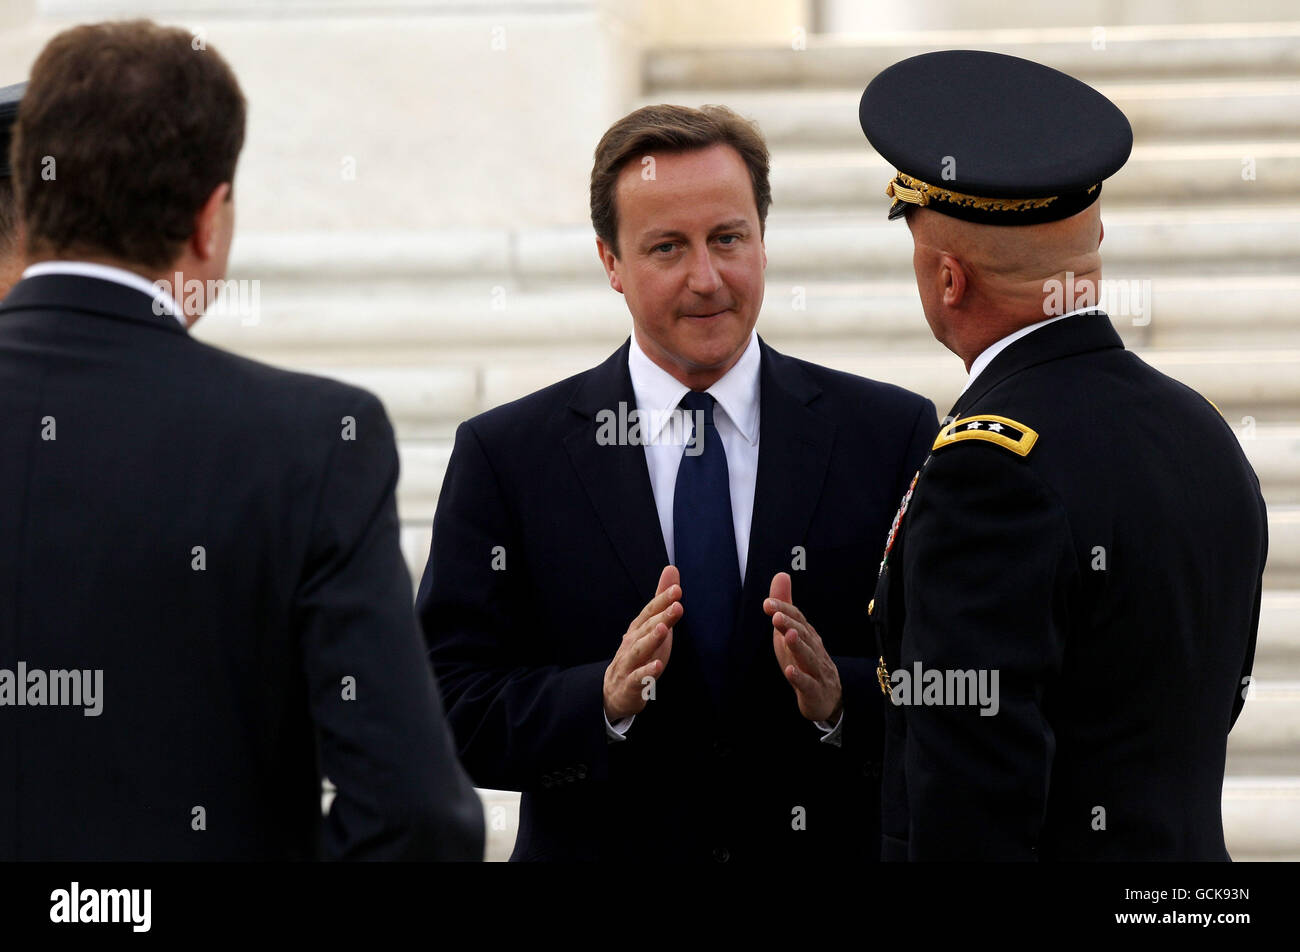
[
  {"x1": 873, "y1": 311, "x2": 1268, "y2": 861},
  {"x1": 0, "y1": 273, "x2": 484, "y2": 860},
  {"x1": 417, "y1": 337, "x2": 936, "y2": 861}
]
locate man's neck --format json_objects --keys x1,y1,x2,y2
[
  {"x1": 632, "y1": 327, "x2": 752, "y2": 391},
  {"x1": 26, "y1": 252, "x2": 163, "y2": 285}
]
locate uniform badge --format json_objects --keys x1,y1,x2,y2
[
  {"x1": 872, "y1": 467, "x2": 924, "y2": 697},
  {"x1": 877, "y1": 466, "x2": 921, "y2": 578},
  {"x1": 932, "y1": 414, "x2": 1038, "y2": 456}
]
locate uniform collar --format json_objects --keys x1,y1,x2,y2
[
  {"x1": 962, "y1": 306, "x2": 1102, "y2": 397},
  {"x1": 956, "y1": 310, "x2": 1123, "y2": 414}
]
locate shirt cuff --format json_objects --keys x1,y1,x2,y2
[
  {"x1": 605, "y1": 711, "x2": 634, "y2": 743},
  {"x1": 814, "y1": 710, "x2": 844, "y2": 747}
]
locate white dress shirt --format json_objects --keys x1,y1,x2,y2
[
  {"x1": 22, "y1": 260, "x2": 187, "y2": 328},
  {"x1": 607, "y1": 330, "x2": 842, "y2": 745},
  {"x1": 959, "y1": 306, "x2": 1102, "y2": 400},
  {"x1": 629, "y1": 328, "x2": 761, "y2": 581}
]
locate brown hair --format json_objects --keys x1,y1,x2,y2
[
  {"x1": 12, "y1": 20, "x2": 246, "y2": 271},
  {"x1": 590, "y1": 103, "x2": 771, "y2": 257},
  {"x1": 0, "y1": 179, "x2": 16, "y2": 255}
]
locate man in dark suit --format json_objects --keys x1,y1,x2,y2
[
  {"x1": 0, "y1": 20, "x2": 483, "y2": 860},
  {"x1": 860, "y1": 51, "x2": 1268, "y2": 860},
  {"x1": 418, "y1": 104, "x2": 936, "y2": 861}
]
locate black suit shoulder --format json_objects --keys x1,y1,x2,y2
[{"x1": 182, "y1": 334, "x2": 393, "y2": 436}]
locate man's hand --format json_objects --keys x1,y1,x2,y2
[
  {"x1": 603, "y1": 565, "x2": 681, "y2": 722},
  {"x1": 765, "y1": 572, "x2": 842, "y2": 723}
]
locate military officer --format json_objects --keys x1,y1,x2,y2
[{"x1": 858, "y1": 50, "x2": 1269, "y2": 860}]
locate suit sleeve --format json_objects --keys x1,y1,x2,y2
[
  {"x1": 830, "y1": 396, "x2": 939, "y2": 755},
  {"x1": 416, "y1": 420, "x2": 611, "y2": 792},
  {"x1": 899, "y1": 441, "x2": 1078, "y2": 860},
  {"x1": 296, "y1": 391, "x2": 485, "y2": 861}
]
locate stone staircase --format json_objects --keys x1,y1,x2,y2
[{"x1": 195, "y1": 21, "x2": 1300, "y2": 861}]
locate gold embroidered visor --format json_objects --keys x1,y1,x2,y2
[{"x1": 885, "y1": 171, "x2": 1101, "y2": 224}]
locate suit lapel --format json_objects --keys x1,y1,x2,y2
[
  {"x1": 728, "y1": 339, "x2": 835, "y2": 708},
  {"x1": 563, "y1": 340, "x2": 670, "y2": 600},
  {"x1": 563, "y1": 340, "x2": 716, "y2": 712}
]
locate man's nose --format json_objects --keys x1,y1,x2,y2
[{"x1": 684, "y1": 245, "x2": 723, "y2": 295}]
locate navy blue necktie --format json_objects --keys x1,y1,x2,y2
[{"x1": 673, "y1": 391, "x2": 741, "y2": 701}]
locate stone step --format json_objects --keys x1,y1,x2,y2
[
  {"x1": 1242, "y1": 429, "x2": 1300, "y2": 506},
  {"x1": 465, "y1": 347, "x2": 1300, "y2": 429},
  {"x1": 641, "y1": 79, "x2": 1300, "y2": 146},
  {"x1": 200, "y1": 347, "x2": 1300, "y2": 440},
  {"x1": 195, "y1": 273, "x2": 1300, "y2": 359},
  {"x1": 770, "y1": 142, "x2": 1300, "y2": 211},
  {"x1": 1223, "y1": 777, "x2": 1300, "y2": 859},
  {"x1": 1227, "y1": 681, "x2": 1300, "y2": 775},
  {"x1": 645, "y1": 23, "x2": 1300, "y2": 91},
  {"x1": 1255, "y1": 592, "x2": 1300, "y2": 680},
  {"x1": 222, "y1": 205, "x2": 1300, "y2": 288},
  {"x1": 717, "y1": 208, "x2": 1300, "y2": 280}
]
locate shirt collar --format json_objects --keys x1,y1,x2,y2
[
  {"x1": 627, "y1": 328, "x2": 761, "y2": 446},
  {"x1": 960, "y1": 306, "x2": 1101, "y2": 396},
  {"x1": 22, "y1": 261, "x2": 187, "y2": 327}
]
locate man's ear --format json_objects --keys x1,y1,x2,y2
[
  {"x1": 938, "y1": 252, "x2": 967, "y2": 308},
  {"x1": 1098, "y1": 219, "x2": 1105, "y2": 247},
  {"x1": 191, "y1": 182, "x2": 231, "y2": 261},
  {"x1": 595, "y1": 236, "x2": 623, "y2": 294}
]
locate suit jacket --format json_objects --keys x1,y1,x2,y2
[
  {"x1": 417, "y1": 336, "x2": 936, "y2": 861},
  {"x1": 0, "y1": 273, "x2": 484, "y2": 861},
  {"x1": 872, "y1": 312, "x2": 1268, "y2": 861}
]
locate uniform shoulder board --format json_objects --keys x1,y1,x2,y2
[{"x1": 932, "y1": 414, "x2": 1038, "y2": 456}]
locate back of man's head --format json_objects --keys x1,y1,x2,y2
[{"x1": 12, "y1": 20, "x2": 245, "y2": 273}]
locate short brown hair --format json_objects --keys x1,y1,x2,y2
[
  {"x1": 0, "y1": 179, "x2": 17, "y2": 255},
  {"x1": 590, "y1": 104, "x2": 771, "y2": 257},
  {"x1": 12, "y1": 20, "x2": 246, "y2": 271}
]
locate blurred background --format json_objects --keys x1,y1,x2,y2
[{"x1": 0, "y1": 0, "x2": 1296, "y2": 861}]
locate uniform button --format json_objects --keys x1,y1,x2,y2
[
  {"x1": 540, "y1": 773, "x2": 553, "y2": 789},
  {"x1": 868, "y1": 598, "x2": 875, "y2": 616},
  {"x1": 713, "y1": 847, "x2": 731, "y2": 863}
]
